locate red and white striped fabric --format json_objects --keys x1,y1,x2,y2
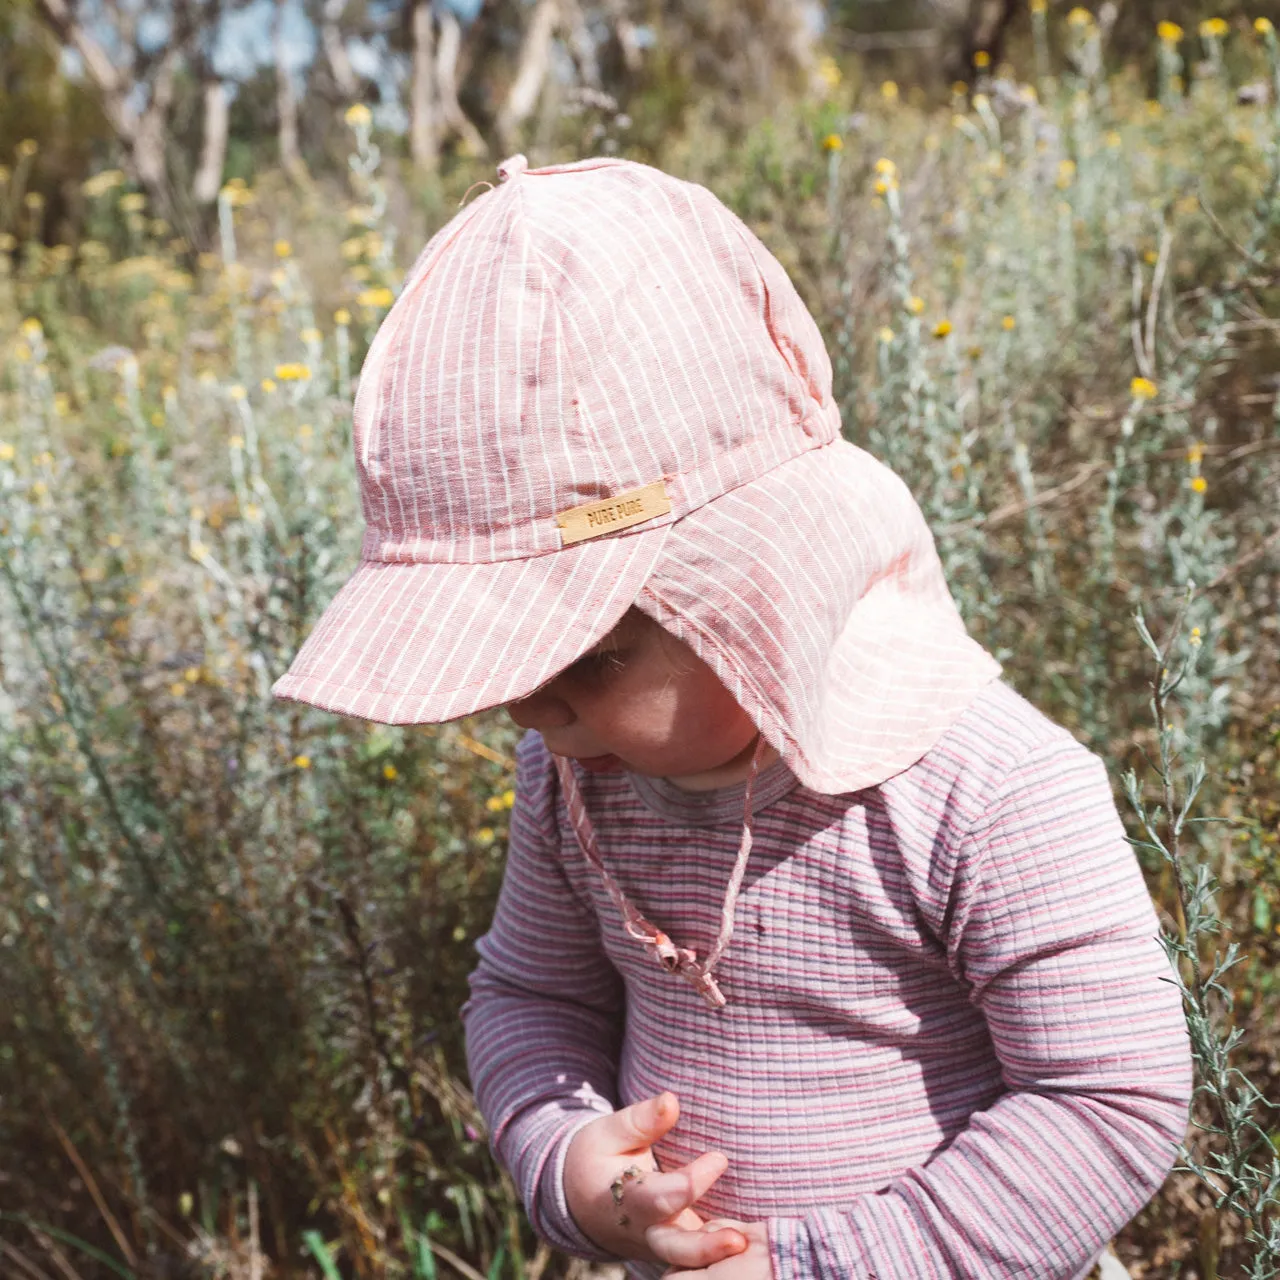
[
  {"x1": 271, "y1": 155, "x2": 998, "y2": 793},
  {"x1": 464, "y1": 685, "x2": 1192, "y2": 1280}
]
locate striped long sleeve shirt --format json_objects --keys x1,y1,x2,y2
[{"x1": 462, "y1": 680, "x2": 1192, "y2": 1279}]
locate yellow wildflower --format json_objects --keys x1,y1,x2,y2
[
  {"x1": 334, "y1": 308, "x2": 352, "y2": 326},
  {"x1": 1157, "y1": 20, "x2": 1184, "y2": 42},
  {"x1": 817, "y1": 56, "x2": 841, "y2": 89},
  {"x1": 20, "y1": 317, "x2": 43, "y2": 340},
  {"x1": 880, "y1": 80, "x2": 899, "y2": 102},
  {"x1": 344, "y1": 103, "x2": 373, "y2": 128},
  {"x1": 261, "y1": 378, "x2": 277, "y2": 394},
  {"x1": 1030, "y1": 0, "x2": 1046, "y2": 13},
  {"x1": 14, "y1": 342, "x2": 31, "y2": 362},
  {"x1": 933, "y1": 319, "x2": 953, "y2": 338},
  {"x1": 1186, "y1": 442, "x2": 1205, "y2": 464},
  {"x1": 185, "y1": 666, "x2": 201, "y2": 683},
  {"x1": 877, "y1": 327, "x2": 896, "y2": 344},
  {"x1": 874, "y1": 157, "x2": 897, "y2": 176},
  {"x1": 228, "y1": 385, "x2": 247, "y2": 402},
  {"x1": 229, "y1": 435, "x2": 245, "y2": 449},
  {"x1": 874, "y1": 177, "x2": 897, "y2": 195},
  {"x1": 1002, "y1": 314, "x2": 1016, "y2": 330},
  {"x1": 1190, "y1": 475, "x2": 1207, "y2": 494},
  {"x1": 476, "y1": 827, "x2": 496, "y2": 846},
  {"x1": 357, "y1": 286, "x2": 395, "y2": 309},
  {"x1": 822, "y1": 133, "x2": 844, "y2": 152},
  {"x1": 274, "y1": 362, "x2": 311, "y2": 382},
  {"x1": 1056, "y1": 159, "x2": 1077, "y2": 188},
  {"x1": 23, "y1": 192, "x2": 43, "y2": 210},
  {"x1": 274, "y1": 238, "x2": 292, "y2": 258},
  {"x1": 383, "y1": 764, "x2": 399, "y2": 780},
  {"x1": 293, "y1": 754, "x2": 312, "y2": 769},
  {"x1": 82, "y1": 169, "x2": 125, "y2": 197},
  {"x1": 1104, "y1": 130, "x2": 1123, "y2": 149},
  {"x1": 16, "y1": 138, "x2": 38, "y2": 158},
  {"x1": 170, "y1": 682, "x2": 187, "y2": 698},
  {"x1": 300, "y1": 327, "x2": 322, "y2": 344},
  {"x1": 1130, "y1": 376, "x2": 1157, "y2": 400},
  {"x1": 1199, "y1": 17, "x2": 1228, "y2": 37},
  {"x1": 119, "y1": 193, "x2": 147, "y2": 213},
  {"x1": 242, "y1": 503, "x2": 262, "y2": 522},
  {"x1": 1067, "y1": 7, "x2": 1093, "y2": 25},
  {"x1": 973, "y1": 49, "x2": 991, "y2": 68},
  {"x1": 0, "y1": 443, "x2": 14, "y2": 462},
  {"x1": 1189, "y1": 627, "x2": 1203, "y2": 648},
  {"x1": 150, "y1": 411, "x2": 165, "y2": 427},
  {"x1": 106, "y1": 532, "x2": 124, "y2": 548},
  {"x1": 1257, "y1": 17, "x2": 1275, "y2": 35},
  {"x1": 906, "y1": 295, "x2": 925, "y2": 314}
]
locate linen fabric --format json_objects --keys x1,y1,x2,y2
[
  {"x1": 271, "y1": 154, "x2": 999, "y2": 794},
  {"x1": 463, "y1": 683, "x2": 1192, "y2": 1280}
]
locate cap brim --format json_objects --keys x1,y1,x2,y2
[{"x1": 271, "y1": 525, "x2": 670, "y2": 724}]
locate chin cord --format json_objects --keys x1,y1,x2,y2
[{"x1": 551, "y1": 737, "x2": 767, "y2": 1010}]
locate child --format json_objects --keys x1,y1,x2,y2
[{"x1": 274, "y1": 154, "x2": 1191, "y2": 1280}]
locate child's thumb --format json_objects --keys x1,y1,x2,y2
[{"x1": 593, "y1": 1091, "x2": 680, "y2": 1154}]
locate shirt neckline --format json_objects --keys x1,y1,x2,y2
[{"x1": 625, "y1": 754, "x2": 800, "y2": 827}]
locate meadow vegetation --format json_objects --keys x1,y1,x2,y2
[{"x1": 2, "y1": 14, "x2": 1279, "y2": 1279}]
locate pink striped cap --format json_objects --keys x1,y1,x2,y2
[{"x1": 273, "y1": 154, "x2": 1000, "y2": 793}]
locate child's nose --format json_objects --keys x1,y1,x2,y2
[{"x1": 506, "y1": 688, "x2": 574, "y2": 731}]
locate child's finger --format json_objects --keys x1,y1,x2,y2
[
  {"x1": 626, "y1": 1150, "x2": 730, "y2": 1223},
  {"x1": 581, "y1": 1091, "x2": 680, "y2": 1156},
  {"x1": 645, "y1": 1222, "x2": 747, "y2": 1269}
]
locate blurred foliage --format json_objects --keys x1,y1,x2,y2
[
  {"x1": 0, "y1": 0, "x2": 111, "y2": 241},
  {"x1": 2, "y1": 9, "x2": 1280, "y2": 1280}
]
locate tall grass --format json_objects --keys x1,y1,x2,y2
[{"x1": 2, "y1": 15, "x2": 1279, "y2": 1279}]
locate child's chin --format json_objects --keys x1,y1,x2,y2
[{"x1": 573, "y1": 753, "x2": 626, "y2": 774}]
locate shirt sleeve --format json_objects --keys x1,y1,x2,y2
[
  {"x1": 767, "y1": 736, "x2": 1192, "y2": 1280},
  {"x1": 462, "y1": 731, "x2": 625, "y2": 1260}
]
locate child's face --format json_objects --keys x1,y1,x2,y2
[{"x1": 505, "y1": 609, "x2": 763, "y2": 790}]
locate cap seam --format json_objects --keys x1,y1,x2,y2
[{"x1": 520, "y1": 186, "x2": 623, "y2": 496}]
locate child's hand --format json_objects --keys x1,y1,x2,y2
[
  {"x1": 646, "y1": 1218, "x2": 774, "y2": 1280},
  {"x1": 563, "y1": 1092, "x2": 748, "y2": 1266}
]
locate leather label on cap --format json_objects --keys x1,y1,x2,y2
[{"x1": 556, "y1": 481, "x2": 672, "y2": 546}]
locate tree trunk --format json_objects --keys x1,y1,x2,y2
[
  {"x1": 410, "y1": 0, "x2": 439, "y2": 170},
  {"x1": 602, "y1": 0, "x2": 641, "y2": 73},
  {"x1": 436, "y1": 11, "x2": 488, "y2": 156},
  {"x1": 133, "y1": 48, "x2": 178, "y2": 209},
  {"x1": 275, "y1": 0, "x2": 306, "y2": 179},
  {"x1": 560, "y1": 0, "x2": 600, "y2": 88},
  {"x1": 496, "y1": 0, "x2": 558, "y2": 150},
  {"x1": 193, "y1": 77, "x2": 230, "y2": 204},
  {"x1": 321, "y1": 0, "x2": 359, "y2": 99}
]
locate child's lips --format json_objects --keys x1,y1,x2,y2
[{"x1": 574, "y1": 752, "x2": 625, "y2": 774}]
